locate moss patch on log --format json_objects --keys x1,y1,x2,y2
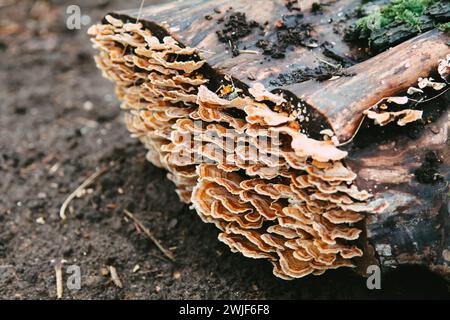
[
  {"x1": 357, "y1": 0, "x2": 439, "y2": 31},
  {"x1": 345, "y1": 0, "x2": 449, "y2": 53}
]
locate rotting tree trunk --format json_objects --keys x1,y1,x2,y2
[
  {"x1": 348, "y1": 109, "x2": 450, "y2": 279},
  {"x1": 113, "y1": 0, "x2": 449, "y2": 141},
  {"x1": 91, "y1": 0, "x2": 450, "y2": 280},
  {"x1": 286, "y1": 30, "x2": 449, "y2": 142}
]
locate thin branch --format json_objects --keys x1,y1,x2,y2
[
  {"x1": 59, "y1": 166, "x2": 108, "y2": 220},
  {"x1": 136, "y1": 0, "x2": 146, "y2": 23},
  {"x1": 55, "y1": 262, "x2": 63, "y2": 299},
  {"x1": 337, "y1": 114, "x2": 367, "y2": 147},
  {"x1": 409, "y1": 86, "x2": 450, "y2": 104},
  {"x1": 108, "y1": 266, "x2": 123, "y2": 288},
  {"x1": 239, "y1": 49, "x2": 260, "y2": 55},
  {"x1": 313, "y1": 52, "x2": 340, "y2": 69},
  {"x1": 198, "y1": 48, "x2": 216, "y2": 55},
  {"x1": 123, "y1": 209, "x2": 175, "y2": 262}
]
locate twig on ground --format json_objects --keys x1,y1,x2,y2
[
  {"x1": 59, "y1": 166, "x2": 108, "y2": 220},
  {"x1": 123, "y1": 209, "x2": 175, "y2": 262},
  {"x1": 108, "y1": 265, "x2": 123, "y2": 288},
  {"x1": 55, "y1": 262, "x2": 63, "y2": 299}
]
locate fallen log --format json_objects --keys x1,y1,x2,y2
[
  {"x1": 88, "y1": 0, "x2": 450, "y2": 280},
  {"x1": 286, "y1": 30, "x2": 449, "y2": 142}
]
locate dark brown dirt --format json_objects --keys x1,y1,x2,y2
[
  {"x1": 255, "y1": 13, "x2": 318, "y2": 59},
  {"x1": 0, "y1": 0, "x2": 449, "y2": 300},
  {"x1": 216, "y1": 11, "x2": 260, "y2": 57}
]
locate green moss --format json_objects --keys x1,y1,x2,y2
[
  {"x1": 356, "y1": 0, "x2": 440, "y2": 33},
  {"x1": 437, "y1": 22, "x2": 450, "y2": 32}
]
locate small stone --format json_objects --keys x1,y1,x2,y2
[
  {"x1": 83, "y1": 101, "x2": 93, "y2": 111},
  {"x1": 36, "y1": 217, "x2": 45, "y2": 225}
]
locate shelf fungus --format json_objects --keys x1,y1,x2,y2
[{"x1": 89, "y1": 0, "x2": 450, "y2": 280}]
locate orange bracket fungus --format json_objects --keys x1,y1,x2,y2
[{"x1": 89, "y1": 0, "x2": 450, "y2": 280}]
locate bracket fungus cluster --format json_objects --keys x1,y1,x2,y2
[{"x1": 89, "y1": 0, "x2": 450, "y2": 280}]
